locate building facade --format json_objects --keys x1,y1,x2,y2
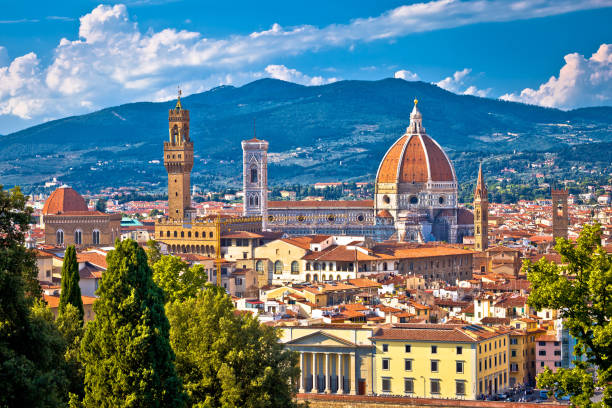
[
  {"x1": 42, "y1": 186, "x2": 121, "y2": 248},
  {"x1": 551, "y1": 188, "x2": 569, "y2": 241},
  {"x1": 259, "y1": 100, "x2": 474, "y2": 244}
]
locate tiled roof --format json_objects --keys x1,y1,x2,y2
[
  {"x1": 221, "y1": 231, "x2": 264, "y2": 239},
  {"x1": 77, "y1": 252, "x2": 108, "y2": 269},
  {"x1": 42, "y1": 186, "x2": 88, "y2": 215}
]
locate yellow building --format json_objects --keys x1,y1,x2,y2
[
  {"x1": 509, "y1": 318, "x2": 544, "y2": 386},
  {"x1": 253, "y1": 236, "x2": 312, "y2": 286},
  {"x1": 371, "y1": 323, "x2": 510, "y2": 399}
]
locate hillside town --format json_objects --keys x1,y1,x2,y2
[{"x1": 22, "y1": 96, "x2": 611, "y2": 404}]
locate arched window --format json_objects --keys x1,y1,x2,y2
[
  {"x1": 209, "y1": 232, "x2": 213, "y2": 238},
  {"x1": 187, "y1": 231, "x2": 191, "y2": 238},
  {"x1": 314, "y1": 262, "x2": 320, "y2": 271},
  {"x1": 322, "y1": 274, "x2": 326, "y2": 281},
  {"x1": 174, "y1": 231, "x2": 177, "y2": 238},
  {"x1": 92, "y1": 230, "x2": 100, "y2": 245},
  {"x1": 249, "y1": 196, "x2": 254, "y2": 206},
  {"x1": 291, "y1": 261, "x2": 299, "y2": 274},
  {"x1": 56, "y1": 229, "x2": 64, "y2": 245},
  {"x1": 274, "y1": 261, "x2": 283, "y2": 274},
  {"x1": 256, "y1": 260, "x2": 264, "y2": 274},
  {"x1": 336, "y1": 274, "x2": 341, "y2": 281},
  {"x1": 181, "y1": 231, "x2": 184, "y2": 238},
  {"x1": 254, "y1": 195, "x2": 259, "y2": 206},
  {"x1": 250, "y1": 167, "x2": 258, "y2": 183},
  {"x1": 313, "y1": 274, "x2": 318, "y2": 282},
  {"x1": 171, "y1": 125, "x2": 179, "y2": 144},
  {"x1": 166, "y1": 231, "x2": 170, "y2": 237},
  {"x1": 74, "y1": 230, "x2": 82, "y2": 245},
  {"x1": 305, "y1": 274, "x2": 311, "y2": 282},
  {"x1": 195, "y1": 231, "x2": 199, "y2": 238}
]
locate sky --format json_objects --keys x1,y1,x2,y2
[{"x1": 0, "y1": 0, "x2": 611, "y2": 134}]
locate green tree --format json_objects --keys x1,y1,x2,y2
[
  {"x1": 526, "y1": 224, "x2": 611, "y2": 407},
  {"x1": 0, "y1": 185, "x2": 69, "y2": 407},
  {"x1": 145, "y1": 239, "x2": 162, "y2": 266},
  {"x1": 80, "y1": 239, "x2": 185, "y2": 407},
  {"x1": 95, "y1": 198, "x2": 106, "y2": 213},
  {"x1": 166, "y1": 284, "x2": 299, "y2": 407},
  {"x1": 57, "y1": 303, "x2": 86, "y2": 400},
  {"x1": 152, "y1": 255, "x2": 207, "y2": 303},
  {"x1": 60, "y1": 245, "x2": 84, "y2": 321}
]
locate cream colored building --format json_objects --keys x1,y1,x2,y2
[{"x1": 279, "y1": 325, "x2": 375, "y2": 395}]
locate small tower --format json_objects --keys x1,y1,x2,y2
[
  {"x1": 164, "y1": 90, "x2": 194, "y2": 221},
  {"x1": 473, "y1": 162, "x2": 488, "y2": 251},
  {"x1": 551, "y1": 187, "x2": 569, "y2": 240},
  {"x1": 242, "y1": 130, "x2": 269, "y2": 229}
]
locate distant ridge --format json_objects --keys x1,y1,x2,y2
[{"x1": 1, "y1": 78, "x2": 610, "y2": 190}]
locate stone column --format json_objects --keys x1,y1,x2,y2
[
  {"x1": 311, "y1": 352, "x2": 315, "y2": 392},
  {"x1": 350, "y1": 352, "x2": 357, "y2": 395},
  {"x1": 299, "y1": 352, "x2": 305, "y2": 394},
  {"x1": 337, "y1": 353, "x2": 344, "y2": 394},
  {"x1": 324, "y1": 352, "x2": 330, "y2": 393}
]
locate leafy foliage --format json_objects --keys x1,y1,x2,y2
[
  {"x1": 80, "y1": 239, "x2": 185, "y2": 407},
  {"x1": 60, "y1": 245, "x2": 84, "y2": 321},
  {"x1": 166, "y1": 284, "x2": 299, "y2": 407},
  {"x1": 95, "y1": 198, "x2": 107, "y2": 212},
  {"x1": 57, "y1": 303, "x2": 86, "y2": 400},
  {"x1": 145, "y1": 239, "x2": 162, "y2": 266},
  {"x1": 152, "y1": 254, "x2": 207, "y2": 303},
  {"x1": 0, "y1": 185, "x2": 70, "y2": 407},
  {"x1": 526, "y1": 224, "x2": 612, "y2": 407}
]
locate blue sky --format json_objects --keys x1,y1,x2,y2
[{"x1": 0, "y1": 0, "x2": 611, "y2": 134}]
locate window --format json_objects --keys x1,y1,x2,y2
[
  {"x1": 255, "y1": 260, "x2": 264, "y2": 273},
  {"x1": 404, "y1": 359, "x2": 412, "y2": 371},
  {"x1": 539, "y1": 341, "x2": 546, "y2": 346},
  {"x1": 274, "y1": 261, "x2": 283, "y2": 274},
  {"x1": 456, "y1": 381, "x2": 466, "y2": 395},
  {"x1": 554, "y1": 350, "x2": 561, "y2": 356},
  {"x1": 431, "y1": 345, "x2": 437, "y2": 354},
  {"x1": 479, "y1": 360, "x2": 482, "y2": 372},
  {"x1": 431, "y1": 360, "x2": 439, "y2": 372},
  {"x1": 511, "y1": 350, "x2": 517, "y2": 357},
  {"x1": 382, "y1": 378, "x2": 391, "y2": 393},
  {"x1": 250, "y1": 168, "x2": 258, "y2": 183},
  {"x1": 404, "y1": 378, "x2": 414, "y2": 393},
  {"x1": 56, "y1": 229, "x2": 64, "y2": 245},
  {"x1": 382, "y1": 344, "x2": 389, "y2": 352},
  {"x1": 382, "y1": 359, "x2": 390, "y2": 370},
  {"x1": 92, "y1": 230, "x2": 100, "y2": 245},
  {"x1": 510, "y1": 338, "x2": 518, "y2": 345},
  {"x1": 291, "y1": 261, "x2": 299, "y2": 274},
  {"x1": 430, "y1": 379, "x2": 440, "y2": 394},
  {"x1": 405, "y1": 344, "x2": 411, "y2": 353},
  {"x1": 74, "y1": 230, "x2": 82, "y2": 245},
  {"x1": 456, "y1": 346, "x2": 463, "y2": 355},
  {"x1": 554, "y1": 361, "x2": 562, "y2": 367},
  {"x1": 554, "y1": 341, "x2": 560, "y2": 347},
  {"x1": 456, "y1": 361, "x2": 464, "y2": 373},
  {"x1": 539, "y1": 350, "x2": 546, "y2": 356},
  {"x1": 540, "y1": 361, "x2": 544, "y2": 367}
]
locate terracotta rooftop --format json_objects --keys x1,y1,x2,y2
[
  {"x1": 42, "y1": 186, "x2": 89, "y2": 215},
  {"x1": 376, "y1": 132, "x2": 455, "y2": 184},
  {"x1": 371, "y1": 323, "x2": 505, "y2": 342}
]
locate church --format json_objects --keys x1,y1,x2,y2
[
  {"x1": 246, "y1": 99, "x2": 474, "y2": 243},
  {"x1": 155, "y1": 94, "x2": 474, "y2": 255}
]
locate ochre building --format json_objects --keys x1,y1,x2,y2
[{"x1": 42, "y1": 186, "x2": 121, "y2": 248}]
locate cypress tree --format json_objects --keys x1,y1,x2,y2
[
  {"x1": 80, "y1": 239, "x2": 185, "y2": 407},
  {"x1": 59, "y1": 245, "x2": 84, "y2": 321}
]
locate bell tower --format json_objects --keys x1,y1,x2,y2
[
  {"x1": 164, "y1": 90, "x2": 194, "y2": 221},
  {"x1": 551, "y1": 187, "x2": 568, "y2": 241},
  {"x1": 473, "y1": 162, "x2": 488, "y2": 251},
  {"x1": 242, "y1": 130, "x2": 268, "y2": 229}
]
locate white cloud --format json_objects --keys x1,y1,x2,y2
[
  {"x1": 500, "y1": 43, "x2": 612, "y2": 109},
  {"x1": 264, "y1": 65, "x2": 337, "y2": 86},
  {"x1": 394, "y1": 70, "x2": 419, "y2": 81},
  {"x1": 1, "y1": 0, "x2": 610, "y2": 131},
  {"x1": 435, "y1": 68, "x2": 491, "y2": 97}
]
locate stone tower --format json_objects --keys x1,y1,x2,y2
[
  {"x1": 473, "y1": 162, "x2": 488, "y2": 251},
  {"x1": 164, "y1": 91, "x2": 194, "y2": 222},
  {"x1": 552, "y1": 187, "x2": 569, "y2": 240},
  {"x1": 242, "y1": 135, "x2": 269, "y2": 229}
]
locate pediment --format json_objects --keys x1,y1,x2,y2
[{"x1": 285, "y1": 330, "x2": 356, "y2": 347}]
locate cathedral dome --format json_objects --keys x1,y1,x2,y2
[
  {"x1": 42, "y1": 186, "x2": 88, "y2": 215},
  {"x1": 376, "y1": 101, "x2": 456, "y2": 184}
]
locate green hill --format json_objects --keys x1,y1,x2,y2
[{"x1": 1, "y1": 78, "x2": 610, "y2": 192}]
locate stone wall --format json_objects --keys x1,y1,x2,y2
[{"x1": 297, "y1": 394, "x2": 559, "y2": 408}]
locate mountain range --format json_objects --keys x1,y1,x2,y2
[{"x1": 1, "y1": 78, "x2": 611, "y2": 193}]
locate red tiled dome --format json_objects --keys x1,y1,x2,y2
[
  {"x1": 42, "y1": 186, "x2": 88, "y2": 215},
  {"x1": 376, "y1": 133, "x2": 455, "y2": 184}
]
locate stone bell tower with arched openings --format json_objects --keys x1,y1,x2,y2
[
  {"x1": 242, "y1": 132, "x2": 269, "y2": 229},
  {"x1": 473, "y1": 162, "x2": 489, "y2": 251},
  {"x1": 164, "y1": 90, "x2": 194, "y2": 222}
]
